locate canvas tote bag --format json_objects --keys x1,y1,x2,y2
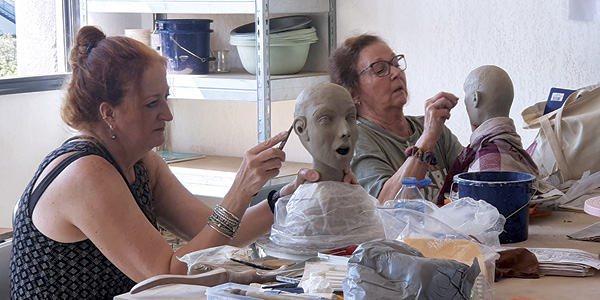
[{"x1": 522, "y1": 87, "x2": 600, "y2": 183}]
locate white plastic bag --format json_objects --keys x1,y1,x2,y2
[{"x1": 269, "y1": 182, "x2": 385, "y2": 256}]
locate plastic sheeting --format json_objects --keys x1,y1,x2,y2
[
  {"x1": 268, "y1": 182, "x2": 385, "y2": 256},
  {"x1": 378, "y1": 198, "x2": 505, "y2": 248}
]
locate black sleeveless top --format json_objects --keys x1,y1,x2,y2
[{"x1": 10, "y1": 137, "x2": 158, "y2": 299}]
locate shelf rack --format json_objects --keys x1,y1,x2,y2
[{"x1": 84, "y1": 0, "x2": 336, "y2": 142}]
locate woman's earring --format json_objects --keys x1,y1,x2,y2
[{"x1": 109, "y1": 125, "x2": 116, "y2": 140}]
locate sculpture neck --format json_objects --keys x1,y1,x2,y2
[{"x1": 312, "y1": 160, "x2": 345, "y2": 182}]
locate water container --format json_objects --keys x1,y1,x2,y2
[
  {"x1": 395, "y1": 177, "x2": 427, "y2": 201},
  {"x1": 453, "y1": 171, "x2": 535, "y2": 244},
  {"x1": 156, "y1": 19, "x2": 214, "y2": 74},
  {"x1": 382, "y1": 177, "x2": 431, "y2": 213}
]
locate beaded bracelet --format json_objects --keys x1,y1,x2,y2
[
  {"x1": 404, "y1": 145, "x2": 438, "y2": 165},
  {"x1": 207, "y1": 205, "x2": 240, "y2": 239},
  {"x1": 267, "y1": 190, "x2": 281, "y2": 214}
]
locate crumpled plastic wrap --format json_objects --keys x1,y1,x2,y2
[
  {"x1": 378, "y1": 197, "x2": 505, "y2": 248},
  {"x1": 269, "y1": 182, "x2": 385, "y2": 255},
  {"x1": 377, "y1": 198, "x2": 502, "y2": 299},
  {"x1": 177, "y1": 245, "x2": 252, "y2": 275},
  {"x1": 343, "y1": 239, "x2": 481, "y2": 300}
]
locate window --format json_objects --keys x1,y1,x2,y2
[
  {"x1": 0, "y1": 0, "x2": 80, "y2": 94},
  {"x1": 0, "y1": 0, "x2": 16, "y2": 77}
]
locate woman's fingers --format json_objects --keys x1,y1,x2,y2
[
  {"x1": 234, "y1": 131, "x2": 289, "y2": 197},
  {"x1": 342, "y1": 167, "x2": 359, "y2": 185},
  {"x1": 280, "y1": 168, "x2": 319, "y2": 196},
  {"x1": 421, "y1": 92, "x2": 459, "y2": 145},
  {"x1": 279, "y1": 166, "x2": 358, "y2": 198},
  {"x1": 247, "y1": 130, "x2": 289, "y2": 155},
  {"x1": 427, "y1": 92, "x2": 459, "y2": 111}
]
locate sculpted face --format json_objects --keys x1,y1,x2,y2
[{"x1": 294, "y1": 83, "x2": 359, "y2": 176}]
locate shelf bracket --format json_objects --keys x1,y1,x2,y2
[
  {"x1": 256, "y1": 0, "x2": 271, "y2": 143},
  {"x1": 328, "y1": 0, "x2": 336, "y2": 55}
]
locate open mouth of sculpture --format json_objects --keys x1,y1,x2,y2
[{"x1": 336, "y1": 147, "x2": 350, "y2": 155}]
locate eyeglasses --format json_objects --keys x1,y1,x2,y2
[{"x1": 358, "y1": 54, "x2": 407, "y2": 77}]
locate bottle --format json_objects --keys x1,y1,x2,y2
[
  {"x1": 394, "y1": 177, "x2": 427, "y2": 201},
  {"x1": 382, "y1": 177, "x2": 431, "y2": 212}
]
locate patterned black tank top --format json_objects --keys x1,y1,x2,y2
[{"x1": 10, "y1": 137, "x2": 157, "y2": 299}]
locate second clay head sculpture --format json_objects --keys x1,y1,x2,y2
[
  {"x1": 294, "y1": 82, "x2": 359, "y2": 182},
  {"x1": 463, "y1": 65, "x2": 514, "y2": 130}
]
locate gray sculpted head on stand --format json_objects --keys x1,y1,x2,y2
[
  {"x1": 294, "y1": 82, "x2": 359, "y2": 182},
  {"x1": 463, "y1": 65, "x2": 514, "y2": 130}
]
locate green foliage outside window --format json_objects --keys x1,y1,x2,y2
[{"x1": 0, "y1": 34, "x2": 17, "y2": 77}]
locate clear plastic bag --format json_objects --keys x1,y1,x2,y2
[
  {"x1": 268, "y1": 182, "x2": 385, "y2": 256},
  {"x1": 376, "y1": 198, "x2": 504, "y2": 300},
  {"x1": 378, "y1": 197, "x2": 505, "y2": 248},
  {"x1": 177, "y1": 245, "x2": 252, "y2": 275}
]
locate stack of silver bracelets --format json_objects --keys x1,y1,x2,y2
[{"x1": 207, "y1": 204, "x2": 240, "y2": 239}]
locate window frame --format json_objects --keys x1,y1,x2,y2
[{"x1": 0, "y1": 74, "x2": 68, "y2": 96}]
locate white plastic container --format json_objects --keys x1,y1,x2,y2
[
  {"x1": 229, "y1": 27, "x2": 318, "y2": 75},
  {"x1": 234, "y1": 43, "x2": 312, "y2": 75}
]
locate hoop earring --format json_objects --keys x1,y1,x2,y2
[{"x1": 109, "y1": 125, "x2": 116, "y2": 140}]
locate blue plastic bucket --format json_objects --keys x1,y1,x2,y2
[
  {"x1": 453, "y1": 171, "x2": 535, "y2": 244},
  {"x1": 156, "y1": 19, "x2": 214, "y2": 74}
]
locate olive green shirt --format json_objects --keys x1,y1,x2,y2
[{"x1": 351, "y1": 116, "x2": 463, "y2": 202}]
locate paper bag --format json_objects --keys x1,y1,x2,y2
[{"x1": 522, "y1": 87, "x2": 600, "y2": 183}]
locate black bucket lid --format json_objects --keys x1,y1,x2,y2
[
  {"x1": 230, "y1": 15, "x2": 312, "y2": 36},
  {"x1": 156, "y1": 19, "x2": 214, "y2": 33}
]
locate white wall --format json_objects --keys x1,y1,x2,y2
[
  {"x1": 0, "y1": 91, "x2": 72, "y2": 228},
  {"x1": 337, "y1": 0, "x2": 600, "y2": 147}
]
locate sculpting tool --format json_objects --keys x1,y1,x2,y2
[
  {"x1": 227, "y1": 288, "x2": 331, "y2": 300},
  {"x1": 278, "y1": 124, "x2": 294, "y2": 150},
  {"x1": 230, "y1": 258, "x2": 275, "y2": 270}
]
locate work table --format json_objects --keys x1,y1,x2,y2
[
  {"x1": 117, "y1": 210, "x2": 600, "y2": 299},
  {"x1": 494, "y1": 211, "x2": 600, "y2": 299}
]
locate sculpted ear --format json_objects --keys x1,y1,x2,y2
[
  {"x1": 473, "y1": 91, "x2": 481, "y2": 108},
  {"x1": 293, "y1": 116, "x2": 308, "y2": 142}
]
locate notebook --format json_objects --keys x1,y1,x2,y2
[{"x1": 543, "y1": 87, "x2": 577, "y2": 115}]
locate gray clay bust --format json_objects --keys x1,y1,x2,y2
[
  {"x1": 294, "y1": 82, "x2": 359, "y2": 182},
  {"x1": 463, "y1": 65, "x2": 514, "y2": 130}
]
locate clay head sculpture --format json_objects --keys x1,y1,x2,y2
[
  {"x1": 463, "y1": 65, "x2": 514, "y2": 130},
  {"x1": 294, "y1": 82, "x2": 359, "y2": 182}
]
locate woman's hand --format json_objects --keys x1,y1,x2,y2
[
  {"x1": 342, "y1": 166, "x2": 359, "y2": 185},
  {"x1": 279, "y1": 166, "x2": 358, "y2": 197},
  {"x1": 419, "y1": 92, "x2": 459, "y2": 150},
  {"x1": 232, "y1": 131, "x2": 289, "y2": 198}
]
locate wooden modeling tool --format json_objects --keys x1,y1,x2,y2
[{"x1": 279, "y1": 125, "x2": 294, "y2": 150}]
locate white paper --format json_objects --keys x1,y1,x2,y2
[{"x1": 500, "y1": 247, "x2": 600, "y2": 277}]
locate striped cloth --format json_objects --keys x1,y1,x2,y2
[{"x1": 437, "y1": 117, "x2": 538, "y2": 205}]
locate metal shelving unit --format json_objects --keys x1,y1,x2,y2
[{"x1": 84, "y1": 0, "x2": 336, "y2": 143}]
